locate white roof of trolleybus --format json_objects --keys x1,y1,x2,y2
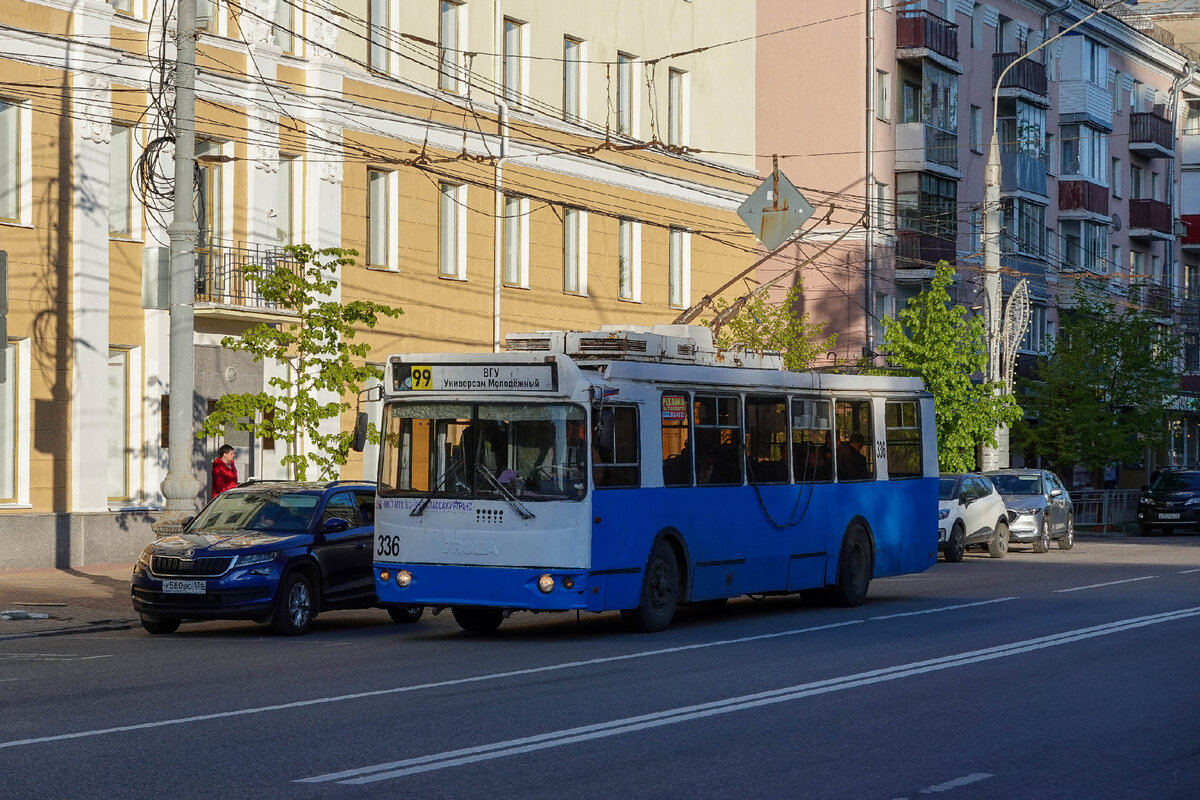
[{"x1": 387, "y1": 325, "x2": 929, "y2": 398}]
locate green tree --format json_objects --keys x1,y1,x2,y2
[
  {"x1": 1017, "y1": 280, "x2": 1180, "y2": 486},
  {"x1": 199, "y1": 245, "x2": 403, "y2": 480},
  {"x1": 880, "y1": 261, "x2": 1021, "y2": 472},
  {"x1": 706, "y1": 279, "x2": 837, "y2": 370}
]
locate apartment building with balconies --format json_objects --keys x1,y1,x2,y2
[
  {"x1": 0, "y1": 0, "x2": 759, "y2": 568},
  {"x1": 758, "y1": 0, "x2": 1198, "y2": 473}
]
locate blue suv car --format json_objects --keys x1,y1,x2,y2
[{"x1": 131, "y1": 480, "x2": 423, "y2": 635}]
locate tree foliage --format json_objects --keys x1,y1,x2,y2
[
  {"x1": 880, "y1": 262, "x2": 1021, "y2": 472},
  {"x1": 1016, "y1": 280, "x2": 1180, "y2": 482},
  {"x1": 706, "y1": 279, "x2": 837, "y2": 371},
  {"x1": 198, "y1": 245, "x2": 403, "y2": 481}
]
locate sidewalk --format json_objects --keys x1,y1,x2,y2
[{"x1": 0, "y1": 563, "x2": 138, "y2": 640}]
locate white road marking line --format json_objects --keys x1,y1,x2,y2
[
  {"x1": 871, "y1": 598, "x2": 1016, "y2": 620},
  {"x1": 0, "y1": 654, "x2": 112, "y2": 662},
  {"x1": 0, "y1": 618, "x2": 861, "y2": 751},
  {"x1": 920, "y1": 773, "x2": 993, "y2": 793},
  {"x1": 1180, "y1": 569, "x2": 1200, "y2": 574},
  {"x1": 299, "y1": 607, "x2": 1200, "y2": 785},
  {"x1": 1055, "y1": 576, "x2": 1158, "y2": 593}
]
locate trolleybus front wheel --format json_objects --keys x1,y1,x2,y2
[
  {"x1": 452, "y1": 605, "x2": 504, "y2": 633},
  {"x1": 622, "y1": 539, "x2": 680, "y2": 632}
]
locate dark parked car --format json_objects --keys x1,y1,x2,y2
[
  {"x1": 985, "y1": 469, "x2": 1075, "y2": 552},
  {"x1": 131, "y1": 481, "x2": 422, "y2": 635},
  {"x1": 1137, "y1": 470, "x2": 1200, "y2": 536}
]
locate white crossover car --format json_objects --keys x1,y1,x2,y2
[{"x1": 938, "y1": 473, "x2": 1011, "y2": 562}]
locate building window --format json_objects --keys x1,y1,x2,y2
[
  {"x1": 502, "y1": 194, "x2": 528, "y2": 287},
  {"x1": 563, "y1": 208, "x2": 586, "y2": 294},
  {"x1": 0, "y1": 341, "x2": 16, "y2": 502},
  {"x1": 1004, "y1": 199, "x2": 1047, "y2": 258},
  {"x1": 1083, "y1": 39, "x2": 1108, "y2": 87},
  {"x1": 1045, "y1": 133, "x2": 1055, "y2": 174},
  {"x1": 109, "y1": 0, "x2": 133, "y2": 13},
  {"x1": 0, "y1": 98, "x2": 24, "y2": 224},
  {"x1": 195, "y1": 141, "x2": 225, "y2": 299},
  {"x1": 969, "y1": 105, "x2": 982, "y2": 152},
  {"x1": 1186, "y1": 100, "x2": 1200, "y2": 135},
  {"x1": 439, "y1": 181, "x2": 466, "y2": 278},
  {"x1": 276, "y1": 154, "x2": 296, "y2": 245},
  {"x1": 273, "y1": 0, "x2": 295, "y2": 54},
  {"x1": 668, "y1": 68, "x2": 688, "y2": 145},
  {"x1": 109, "y1": 123, "x2": 133, "y2": 237},
  {"x1": 563, "y1": 37, "x2": 583, "y2": 122},
  {"x1": 1111, "y1": 244, "x2": 1121, "y2": 277},
  {"x1": 108, "y1": 349, "x2": 130, "y2": 502},
  {"x1": 438, "y1": 0, "x2": 463, "y2": 93},
  {"x1": 369, "y1": 0, "x2": 390, "y2": 72},
  {"x1": 1151, "y1": 171, "x2": 1161, "y2": 202},
  {"x1": 367, "y1": 168, "x2": 393, "y2": 269},
  {"x1": 1187, "y1": 263, "x2": 1199, "y2": 299},
  {"x1": 876, "y1": 70, "x2": 890, "y2": 122},
  {"x1": 197, "y1": 0, "x2": 220, "y2": 34},
  {"x1": 618, "y1": 218, "x2": 641, "y2": 301},
  {"x1": 1111, "y1": 157, "x2": 1122, "y2": 198},
  {"x1": 1060, "y1": 220, "x2": 1109, "y2": 273},
  {"x1": 617, "y1": 52, "x2": 636, "y2": 136},
  {"x1": 1060, "y1": 123, "x2": 1106, "y2": 182},
  {"x1": 874, "y1": 181, "x2": 889, "y2": 232},
  {"x1": 971, "y1": 3, "x2": 984, "y2": 49},
  {"x1": 1130, "y1": 164, "x2": 1144, "y2": 199},
  {"x1": 669, "y1": 227, "x2": 689, "y2": 309},
  {"x1": 503, "y1": 17, "x2": 526, "y2": 107},
  {"x1": 968, "y1": 208, "x2": 983, "y2": 257},
  {"x1": 1111, "y1": 70, "x2": 1123, "y2": 114},
  {"x1": 1131, "y1": 249, "x2": 1145, "y2": 280},
  {"x1": 1020, "y1": 305, "x2": 1048, "y2": 354},
  {"x1": 1131, "y1": 80, "x2": 1143, "y2": 113}
]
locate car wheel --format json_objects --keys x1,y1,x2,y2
[
  {"x1": 988, "y1": 520, "x2": 1010, "y2": 558},
  {"x1": 944, "y1": 523, "x2": 965, "y2": 563},
  {"x1": 622, "y1": 539, "x2": 681, "y2": 632},
  {"x1": 825, "y1": 524, "x2": 873, "y2": 607},
  {"x1": 387, "y1": 605, "x2": 424, "y2": 624},
  {"x1": 1033, "y1": 519, "x2": 1051, "y2": 553},
  {"x1": 1057, "y1": 516, "x2": 1075, "y2": 550},
  {"x1": 271, "y1": 571, "x2": 316, "y2": 635},
  {"x1": 451, "y1": 606, "x2": 504, "y2": 633},
  {"x1": 140, "y1": 615, "x2": 180, "y2": 635}
]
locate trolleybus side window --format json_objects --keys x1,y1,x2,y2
[
  {"x1": 745, "y1": 395, "x2": 788, "y2": 484},
  {"x1": 591, "y1": 404, "x2": 640, "y2": 488},
  {"x1": 834, "y1": 399, "x2": 875, "y2": 481},
  {"x1": 791, "y1": 397, "x2": 833, "y2": 483},
  {"x1": 885, "y1": 399, "x2": 922, "y2": 479},
  {"x1": 661, "y1": 392, "x2": 692, "y2": 487},
  {"x1": 694, "y1": 394, "x2": 742, "y2": 485}
]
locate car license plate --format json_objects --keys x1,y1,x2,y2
[
  {"x1": 1160, "y1": 512, "x2": 1181, "y2": 520},
  {"x1": 162, "y1": 579, "x2": 206, "y2": 594}
]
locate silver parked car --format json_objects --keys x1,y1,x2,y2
[{"x1": 985, "y1": 469, "x2": 1075, "y2": 552}]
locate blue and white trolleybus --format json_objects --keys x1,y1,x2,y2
[{"x1": 372, "y1": 325, "x2": 938, "y2": 632}]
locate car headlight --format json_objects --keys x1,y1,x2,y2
[
  {"x1": 236, "y1": 551, "x2": 279, "y2": 567},
  {"x1": 938, "y1": 508, "x2": 950, "y2": 520},
  {"x1": 1010, "y1": 508, "x2": 1038, "y2": 517},
  {"x1": 1186, "y1": 497, "x2": 1200, "y2": 507},
  {"x1": 137, "y1": 548, "x2": 153, "y2": 567}
]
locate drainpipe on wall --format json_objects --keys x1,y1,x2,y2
[
  {"x1": 493, "y1": 1, "x2": 509, "y2": 353},
  {"x1": 864, "y1": 0, "x2": 876, "y2": 359}
]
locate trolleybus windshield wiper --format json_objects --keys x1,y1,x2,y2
[
  {"x1": 475, "y1": 465, "x2": 536, "y2": 520},
  {"x1": 410, "y1": 457, "x2": 464, "y2": 517}
]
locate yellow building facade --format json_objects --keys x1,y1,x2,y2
[{"x1": 0, "y1": 0, "x2": 760, "y2": 567}]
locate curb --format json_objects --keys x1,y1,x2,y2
[{"x1": 0, "y1": 619, "x2": 136, "y2": 642}]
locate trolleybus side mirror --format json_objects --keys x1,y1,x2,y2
[{"x1": 351, "y1": 411, "x2": 368, "y2": 452}]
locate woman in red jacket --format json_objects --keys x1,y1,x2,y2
[{"x1": 212, "y1": 444, "x2": 238, "y2": 497}]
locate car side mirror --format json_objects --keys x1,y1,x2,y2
[
  {"x1": 1049, "y1": 488, "x2": 1062, "y2": 498},
  {"x1": 351, "y1": 411, "x2": 368, "y2": 452},
  {"x1": 320, "y1": 517, "x2": 350, "y2": 534}
]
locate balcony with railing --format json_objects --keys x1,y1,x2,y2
[
  {"x1": 1000, "y1": 151, "x2": 1048, "y2": 196},
  {"x1": 194, "y1": 241, "x2": 303, "y2": 319},
  {"x1": 1183, "y1": 215, "x2": 1200, "y2": 249},
  {"x1": 896, "y1": 10, "x2": 959, "y2": 63},
  {"x1": 1129, "y1": 111, "x2": 1175, "y2": 158},
  {"x1": 1132, "y1": 281, "x2": 1175, "y2": 317},
  {"x1": 895, "y1": 229, "x2": 957, "y2": 267},
  {"x1": 1129, "y1": 198, "x2": 1174, "y2": 240},
  {"x1": 993, "y1": 54, "x2": 1048, "y2": 101},
  {"x1": 1058, "y1": 180, "x2": 1109, "y2": 217},
  {"x1": 895, "y1": 122, "x2": 960, "y2": 176}
]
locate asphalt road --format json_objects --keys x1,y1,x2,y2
[{"x1": 2, "y1": 536, "x2": 1198, "y2": 800}]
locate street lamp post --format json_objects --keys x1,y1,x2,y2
[{"x1": 980, "y1": 0, "x2": 1129, "y2": 471}]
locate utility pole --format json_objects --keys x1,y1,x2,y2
[
  {"x1": 153, "y1": 0, "x2": 201, "y2": 533},
  {"x1": 980, "y1": 0, "x2": 1127, "y2": 471}
]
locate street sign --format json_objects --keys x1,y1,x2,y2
[{"x1": 737, "y1": 166, "x2": 814, "y2": 251}]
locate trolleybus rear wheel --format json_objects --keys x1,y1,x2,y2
[{"x1": 825, "y1": 524, "x2": 872, "y2": 607}]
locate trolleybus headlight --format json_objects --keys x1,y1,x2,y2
[
  {"x1": 396, "y1": 570, "x2": 413, "y2": 588},
  {"x1": 379, "y1": 570, "x2": 390, "y2": 582},
  {"x1": 562, "y1": 576, "x2": 575, "y2": 590},
  {"x1": 537, "y1": 574, "x2": 555, "y2": 594}
]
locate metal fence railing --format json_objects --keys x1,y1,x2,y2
[{"x1": 1072, "y1": 489, "x2": 1140, "y2": 533}]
